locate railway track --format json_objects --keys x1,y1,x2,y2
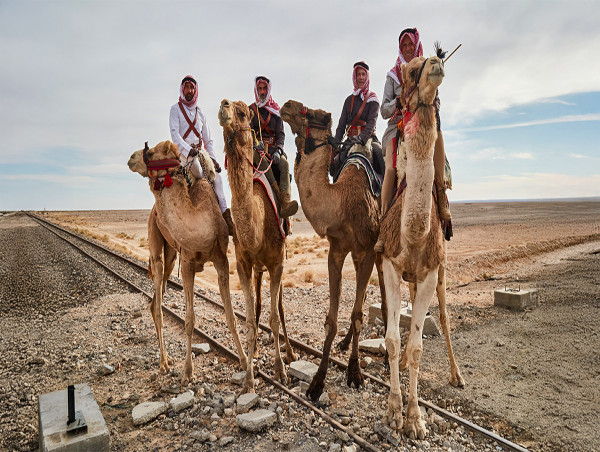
[{"x1": 27, "y1": 212, "x2": 529, "y2": 452}]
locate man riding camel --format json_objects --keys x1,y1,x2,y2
[
  {"x1": 330, "y1": 61, "x2": 384, "y2": 177},
  {"x1": 169, "y1": 75, "x2": 235, "y2": 235},
  {"x1": 375, "y1": 27, "x2": 452, "y2": 252},
  {"x1": 249, "y1": 75, "x2": 298, "y2": 219}
]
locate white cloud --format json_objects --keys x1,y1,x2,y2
[{"x1": 453, "y1": 114, "x2": 600, "y2": 133}]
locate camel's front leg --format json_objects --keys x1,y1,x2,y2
[
  {"x1": 180, "y1": 253, "x2": 196, "y2": 385},
  {"x1": 237, "y1": 257, "x2": 256, "y2": 394},
  {"x1": 148, "y1": 220, "x2": 172, "y2": 373},
  {"x1": 382, "y1": 258, "x2": 404, "y2": 432},
  {"x1": 400, "y1": 281, "x2": 417, "y2": 371},
  {"x1": 268, "y1": 264, "x2": 287, "y2": 383},
  {"x1": 404, "y1": 268, "x2": 438, "y2": 440},
  {"x1": 338, "y1": 253, "x2": 360, "y2": 351},
  {"x1": 437, "y1": 265, "x2": 464, "y2": 387},
  {"x1": 375, "y1": 253, "x2": 389, "y2": 367},
  {"x1": 307, "y1": 240, "x2": 346, "y2": 401},
  {"x1": 347, "y1": 250, "x2": 375, "y2": 389},
  {"x1": 213, "y1": 251, "x2": 247, "y2": 371}
]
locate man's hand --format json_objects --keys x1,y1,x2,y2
[
  {"x1": 211, "y1": 158, "x2": 221, "y2": 173},
  {"x1": 396, "y1": 96, "x2": 403, "y2": 110},
  {"x1": 327, "y1": 136, "x2": 341, "y2": 150},
  {"x1": 270, "y1": 146, "x2": 282, "y2": 165},
  {"x1": 188, "y1": 144, "x2": 198, "y2": 158}
]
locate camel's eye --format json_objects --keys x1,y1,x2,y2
[
  {"x1": 410, "y1": 68, "x2": 418, "y2": 80},
  {"x1": 237, "y1": 110, "x2": 246, "y2": 118}
]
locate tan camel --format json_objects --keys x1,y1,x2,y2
[
  {"x1": 280, "y1": 100, "x2": 386, "y2": 400},
  {"x1": 217, "y1": 100, "x2": 297, "y2": 393},
  {"x1": 128, "y1": 141, "x2": 247, "y2": 384},
  {"x1": 379, "y1": 49, "x2": 463, "y2": 439}
]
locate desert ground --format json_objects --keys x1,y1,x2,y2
[{"x1": 1, "y1": 200, "x2": 599, "y2": 451}]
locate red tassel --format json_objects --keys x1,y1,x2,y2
[
  {"x1": 153, "y1": 178, "x2": 162, "y2": 191},
  {"x1": 164, "y1": 173, "x2": 173, "y2": 187}
]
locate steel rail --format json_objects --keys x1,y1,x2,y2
[
  {"x1": 27, "y1": 213, "x2": 380, "y2": 451},
  {"x1": 28, "y1": 212, "x2": 529, "y2": 451}
]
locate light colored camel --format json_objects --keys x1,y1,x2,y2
[
  {"x1": 218, "y1": 100, "x2": 297, "y2": 393},
  {"x1": 128, "y1": 141, "x2": 247, "y2": 384},
  {"x1": 379, "y1": 50, "x2": 463, "y2": 439},
  {"x1": 280, "y1": 100, "x2": 386, "y2": 400}
]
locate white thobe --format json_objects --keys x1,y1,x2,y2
[{"x1": 169, "y1": 102, "x2": 228, "y2": 212}]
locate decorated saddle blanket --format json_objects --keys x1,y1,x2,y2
[
  {"x1": 252, "y1": 172, "x2": 287, "y2": 239},
  {"x1": 333, "y1": 152, "x2": 382, "y2": 198}
]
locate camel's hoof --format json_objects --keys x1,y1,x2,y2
[
  {"x1": 404, "y1": 415, "x2": 427, "y2": 440},
  {"x1": 306, "y1": 371, "x2": 326, "y2": 401},
  {"x1": 450, "y1": 370, "x2": 465, "y2": 388},
  {"x1": 346, "y1": 357, "x2": 364, "y2": 389},
  {"x1": 385, "y1": 394, "x2": 403, "y2": 432},
  {"x1": 286, "y1": 351, "x2": 298, "y2": 364},
  {"x1": 240, "y1": 379, "x2": 255, "y2": 395}
]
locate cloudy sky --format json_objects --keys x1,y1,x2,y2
[{"x1": 1, "y1": 0, "x2": 599, "y2": 211}]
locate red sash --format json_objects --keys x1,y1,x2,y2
[{"x1": 178, "y1": 101, "x2": 200, "y2": 140}]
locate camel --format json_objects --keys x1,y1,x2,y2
[
  {"x1": 280, "y1": 100, "x2": 386, "y2": 401},
  {"x1": 378, "y1": 47, "x2": 464, "y2": 439},
  {"x1": 127, "y1": 141, "x2": 247, "y2": 384},
  {"x1": 217, "y1": 99, "x2": 297, "y2": 393}
]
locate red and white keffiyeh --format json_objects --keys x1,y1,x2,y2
[
  {"x1": 388, "y1": 28, "x2": 423, "y2": 85},
  {"x1": 352, "y1": 62, "x2": 379, "y2": 104},
  {"x1": 254, "y1": 76, "x2": 280, "y2": 117},
  {"x1": 179, "y1": 75, "x2": 198, "y2": 108}
]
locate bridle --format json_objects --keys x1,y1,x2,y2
[
  {"x1": 300, "y1": 106, "x2": 329, "y2": 154},
  {"x1": 142, "y1": 141, "x2": 181, "y2": 191},
  {"x1": 404, "y1": 57, "x2": 439, "y2": 115},
  {"x1": 223, "y1": 109, "x2": 273, "y2": 177}
]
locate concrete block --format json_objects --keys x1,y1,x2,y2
[
  {"x1": 494, "y1": 288, "x2": 538, "y2": 311},
  {"x1": 236, "y1": 409, "x2": 277, "y2": 432},
  {"x1": 368, "y1": 303, "x2": 382, "y2": 325},
  {"x1": 231, "y1": 371, "x2": 246, "y2": 386},
  {"x1": 39, "y1": 383, "x2": 109, "y2": 452},
  {"x1": 289, "y1": 360, "x2": 318, "y2": 382}
]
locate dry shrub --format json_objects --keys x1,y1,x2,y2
[
  {"x1": 116, "y1": 232, "x2": 133, "y2": 240},
  {"x1": 229, "y1": 262, "x2": 236, "y2": 275},
  {"x1": 369, "y1": 275, "x2": 379, "y2": 287},
  {"x1": 294, "y1": 249, "x2": 300, "y2": 255},
  {"x1": 139, "y1": 237, "x2": 148, "y2": 248},
  {"x1": 299, "y1": 257, "x2": 307, "y2": 265},
  {"x1": 287, "y1": 267, "x2": 297, "y2": 274},
  {"x1": 235, "y1": 281, "x2": 241, "y2": 290},
  {"x1": 283, "y1": 280, "x2": 296, "y2": 288},
  {"x1": 303, "y1": 270, "x2": 314, "y2": 283}
]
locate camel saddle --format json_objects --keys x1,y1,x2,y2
[
  {"x1": 332, "y1": 152, "x2": 382, "y2": 198},
  {"x1": 252, "y1": 172, "x2": 289, "y2": 239}
]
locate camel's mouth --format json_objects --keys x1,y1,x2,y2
[{"x1": 218, "y1": 100, "x2": 233, "y2": 126}]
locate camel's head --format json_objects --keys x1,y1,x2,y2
[
  {"x1": 127, "y1": 141, "x2": 180, "y2": 189},
  {"x1": 218, "y1": 99, "x2": 254, "y2": 154},
  {"x1": 281, "y1": 100, "x2": 332, "y2": 156},
  {"x1": 401, "y1": 44, "x2": 447, "y2": 110}
]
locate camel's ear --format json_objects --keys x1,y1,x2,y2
[
  {"x1": 324, "y1": 112, "x2": 331, "y2": 127},
  {"x1": 401, "y1": 63, "x2": 408, "y2": 85},
  {"x1": 168, "y1": 141, "x2": 179, "y2": 158},
  {"x1": 248, "y1": 108, "x2": 255, "y2": 121}
]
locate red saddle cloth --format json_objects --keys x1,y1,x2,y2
[{"x1": 252, "y1": 172, "x2": 287, "y2": 239}]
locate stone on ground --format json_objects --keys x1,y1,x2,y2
[
  {"x1": 358, "y1": 338, "x2": 386, "y2": 354},
  {"x1": 236, "y1": 393, "x2": 259, "y2": 413},
  {"x1": 231, "y1": 371, "x2": 246, "y2": 386},
  {"x1": 191, "y1": 343, "x2": 211, "y2": 354},
  {"x1": 494, "y1": 288, "x2": 538, "y2": 311},
  {"x1": 169, "y1": 390, "x2": 194, "y2": 413},
  {"x1": 289, "y1": 360, "x2": 318, "y2": 382},
  {"x1": 132, "y1": 401, "x2": 168, "y2": 425},
  {"x1": 368, "y1": 303, "x2": 382, "y2": 325},
  {"x1": 236, "y1": 409, "x2": 278, "y2": 432}
]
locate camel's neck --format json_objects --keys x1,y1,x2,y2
[
  {"x1": 294, "y1": 140, "x2": 341, "y2": 237},
  {"x1": 402, "y1": 107, "x2": 437, "y2": 241},
  {"x1": 225, "y1": 138, "x2": 263, "y2": 250},
  {"x1": 152, "y1": 177, "x2": 215, "y2": 252}
]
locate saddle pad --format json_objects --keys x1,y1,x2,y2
[
  {"x1": 252, "y1": 172, "x2": 286, "y2": 239},
  {"x1": 333, "y1": 153, "x2": 382, "y2": 198}
]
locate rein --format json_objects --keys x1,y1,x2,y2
[{"x1": 225, "y1": 123, "x2": 273, "y2": 177}]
